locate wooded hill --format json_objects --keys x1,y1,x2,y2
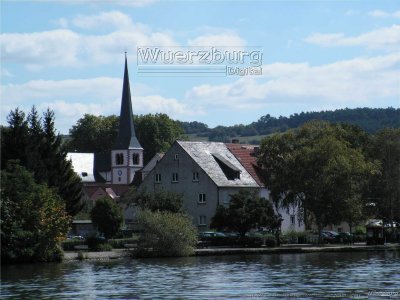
[{"x1": 179, "y1": 107, "x2": 400, "y2": 144}]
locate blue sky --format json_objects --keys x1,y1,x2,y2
[{"x1": 1, "y1": 0, "x2": 399, "y2": 134}]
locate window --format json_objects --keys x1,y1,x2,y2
[
  {"x1": 155, "y1": 173, "x2": 161, "y2": 183},
  {"x1": 118, "y1": 177, "x2": 121, "y2": 182},
  {"x1": 198, "y1": 215, "x2": 206, "y2": 226},
  {"x1": 172, "y1": 172, "x2": 179, "y2": 182},
  {"x1": 198, "y1": 193, "x2": 206, "y2": 204},
  {"x1": 132, "y1": 153, "x2": 139, "y2": 165},
  {"x1": 174, "y1": 154, "x2": 179, "y2": 160},
  {"x1": 81, "y1": 172, "x2": 88, "y2": 177},
  {"x1": 192, "y1": 172, "x2": 199, "y2": 181},
  {"x1": 115, "y1": 153, "x2": 124, "y2": 165},
  {"x1": 290, "y1": 215, "x2": 295, "y2": 226},
  {"x1": 212, "y1": 153, "x2": 241, "y2": 180}
]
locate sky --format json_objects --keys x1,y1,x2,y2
[{"x1": 1, "y1": 0, "x2": 399, "y2": 134}]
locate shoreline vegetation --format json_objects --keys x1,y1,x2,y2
[{"x1": 62, "y1": 244, "x2": 400, "y2": 262}]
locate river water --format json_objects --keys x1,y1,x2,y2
[{"x1": 1, "y1": 251, "x2": 399, "y2": 299}]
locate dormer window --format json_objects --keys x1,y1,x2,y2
[
  {"x1": 132, "y1": 153, "x2": 139, "y2": 165},
  {"x1": 116, "y1": 153, "x2": 124, "y2": 165},
  {"x1": 212, "y1": 153, "x2": 241, "y2": 180}
]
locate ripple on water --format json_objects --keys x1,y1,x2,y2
[{"x1": 1, "y1": 251, "x2": 400, "y2": 299}]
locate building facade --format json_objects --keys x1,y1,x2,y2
[{"x1": 139, "y1": 141, "x2": 260, "y2": 229}]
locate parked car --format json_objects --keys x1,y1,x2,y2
[
  {"x1": 337, "y1": 232, "x2": 353, "y2": 244},
  {"x1": 198, "y1": 231, "x2": 226, "y2": 238},
  {"x1": 67, "y1": 235, "x2": 85, "y2": 240},
  {"x1": 321, "y1": 231, "x2": 339, "y2": 243}
]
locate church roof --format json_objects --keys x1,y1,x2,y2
[
  {"x1": 67, "y1": 153, "x2": 96, "y2": 182},
  {"x1": 113, "y1": 55, "x2": 142, "y2": 150}
]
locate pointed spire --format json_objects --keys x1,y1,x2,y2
[{"x1": 113, "y1": 54, "x2": 143, "y2": 150}]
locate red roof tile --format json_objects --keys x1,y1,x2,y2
[{"x1": 225, "y1": 143, "x2": 264, "y2": 186}]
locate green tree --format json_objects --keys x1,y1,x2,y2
[
  {"x1": 368, "y1": 129, "x2": 400, "y2": 226},
  {"x1": 135, "y1": 113, "x2": 184, "y2": 163},
  {"x1": 67, "y1": 113, "x2": 183, "y2": 164},
  {"x1": 211, "y1": 190, "x2": 279, "y2": 237},
  {"x1": 258, "y1": 121, "x2": 377, "y2": 242},
  {"x1": 136, "y1": 210, "x2": 197, "y2": 257},
  {"x1": 67, "y1": 114, "x2": 119, "y2": 153},
  {"x1": 90, "y1": 197, "x2": 123, "y2": 239},
  {"x1": 2, "y1": 107, "x2": 84, "y2": 216},
  {"x1": 123, "y1": 189, "x2": 184, "y2": 213},
  {"x1": 1, "y1": 162, "x2": 71, "y2": 263},
  {"x1": 1, "y1": 108, "x2": 29, "y2": 168}
]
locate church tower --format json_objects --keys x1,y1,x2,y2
[{"x1": 111, "y1": 54, "x2": 143, "y2": 184}]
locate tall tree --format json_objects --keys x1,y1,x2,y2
[
  {"x1": 135, "y1": 113, "x2": 184, "y2": 163},
  {"x1": 122, "y1": 189, "x2": 184, "y2": 213},
  {"x1": 211, "y1": 190, "x2": 279, "y2": 237},
  {"x1": 368, "y1": 129, "x2": 400, "y2": 225},
  {"x1": 1, "y1": 108, "x2": 29, "y2": 168},
  {"x1": 90, "y1": 197, "x2": 123, "y2": 239},
  {"x1": 1, "y1": 162, "x2": 71, "y2": 263},
  {"x1": 2, "y1": 107, "x2": 84, "y2": 216},
  {"x1": 67, "y1": 114, "x2": 119, "y2": 153},
  {"x1": 67, "y1": 113, "x2": 183, "y2": 164},
  {"x1": 258, "y1": 121, "x2": 376, "y2": 242}
]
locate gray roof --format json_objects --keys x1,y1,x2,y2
[
  {"x1": 67, "y1": 153, "x2": 96, "y2": 182},
  {"x1": 177, "y1": 141, "x2": 259, "y2": 187}
]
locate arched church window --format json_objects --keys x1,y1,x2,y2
[
  {"x1": 116, "y1": 153, "x2": 124, "y2": 165},
  {"x1": 132, "y1": 153, "x2": 139, "y2": 165}
]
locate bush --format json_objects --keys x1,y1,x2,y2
[
  {"x1": 96, "y1": 243, "x2": 113, "y2": 251},
  {"x1": 62, "y1": 239, "x2": 86, "y2": 251},
  {"x1": 282, "y1": 231, "x2": 308, "y2": 244},
  {"x1": 108, "y1": 237, "x2": 139, "y2": 249},
  {"x1": 354, "y1": 226, "x2": 366, "y2": 235},
  {"x1": 86, "y1": 235, "x2": 107, "y2": 251},
  {"x1": 91, "y1": 197, "x2": 123, "y2": 240},
  {"x1": 134, "y1": 210, "x2": 197, "y2": 257}
]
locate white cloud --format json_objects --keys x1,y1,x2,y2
[
  {"x1": 1, "y1": 20, "x2": 178, "y2": 68},
  {"x1": 186, "y1": 54, "x2": 400, "y2": 110},
  {"x1": 368, "y1": 10, "x2": 400, "y2": 18},
  {"x1": 1, "y1": 29, "x2": 80, "y2": 68},
  {"x1": 1, "y1": 77, "x2": 201, "y2": 133},
  {"x1": 2, "y1": 77, "x2": 121, "y2": 103},
  {"x1": 71, "y1": 11, "x2": 134, "y2": 30},
  {"x1": 135, "y1": 95, "x2": 202, "y2": 117},
  {"x1": 304, "y1": 25, "x2": 400, "y2": 50}
]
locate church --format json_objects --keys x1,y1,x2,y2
[{"x1": 68, "y1": 55, "x2": 143, "y2": 203}]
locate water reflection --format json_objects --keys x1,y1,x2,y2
[{"x1": 2, "y1": 251, "x2": 399, "y2": 299}]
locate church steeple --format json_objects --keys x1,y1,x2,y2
[
  {"x1": 111, "y1": 54, "x2": 144, "y2": 185},
  {"x1": 113, "y1": 54, "x2": 142, "y2": 150}
]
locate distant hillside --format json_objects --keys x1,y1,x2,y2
[{"x1": 179, "y1": 107, "x2": 400, "y2": 144}]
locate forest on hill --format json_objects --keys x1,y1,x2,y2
[{"x1": 178, "y1": 107, "x2": 400, "y2": 143}]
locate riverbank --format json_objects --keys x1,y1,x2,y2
[{"x1": 63, "y1": 243, "x2": 400, "y2": 261}]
